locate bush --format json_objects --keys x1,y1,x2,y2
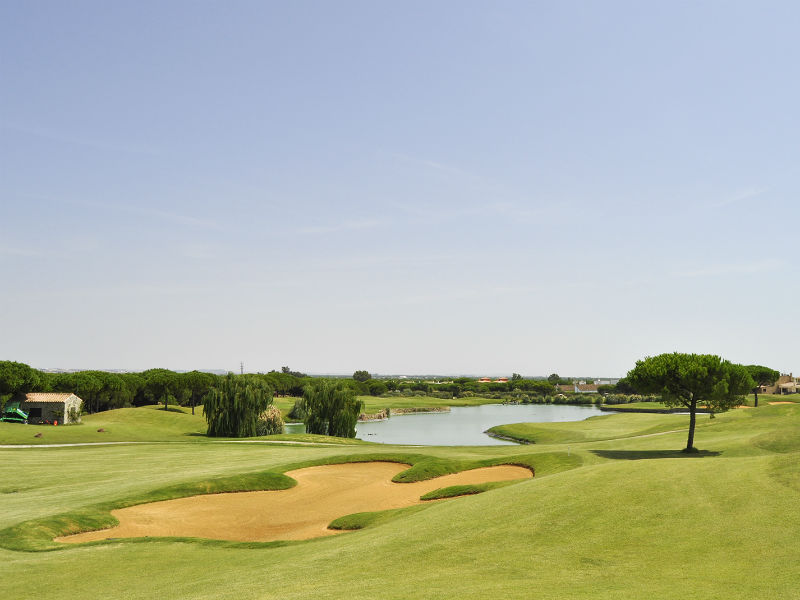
[
  {"x1": 256, "y1": 405, "x2": 284, "y2": 435},
  {"x1": 67, "y1": 405, "x2": 82, "y2": 424},
  {"x1": 287, "y1": 398, "x2": 307, "y2": 421}
]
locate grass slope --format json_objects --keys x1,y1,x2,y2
[
  {"x1": 0, "y1": 402, "x2": 798, "y2": 599},
  {"x1": 0, "y1": 405, "x2": 208, "y2": 444}
]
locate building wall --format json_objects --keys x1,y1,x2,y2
[
  {"x1": 20, "y1": 401, "x2": 66, "y2": 424},
  {"x1": 63, "y1": 396, "x2": 82, "y2": 423}
]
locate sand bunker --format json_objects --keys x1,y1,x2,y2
[
  {"x1": 57, "y1": 462, "x2": 531, "y2": 544},
  {"x1": 769, "y1": 401, "x2": 794, "y2": 405}
]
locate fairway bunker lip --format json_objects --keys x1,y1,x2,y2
[{"x1": 55, "y1": 462, "x2": 532, "y2": 545}]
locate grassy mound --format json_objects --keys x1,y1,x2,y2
[{"x1": 487, "y1": 411, "x2": 689, "y2": 444}]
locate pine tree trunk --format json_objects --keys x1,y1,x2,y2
[
  {"x1": 754, "y1": 390, "x2": 759, "y2": 408},
  {"x1": 684, "y1": 396, "x2": 697, "y2": 452}
]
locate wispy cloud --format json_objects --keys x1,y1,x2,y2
[
  {"x1": 710, "y1": 187, "x2": 769, "y2": 208},
  {"x1": 388, "y1": 151, "x2": 565, "y2": 223},
  {"x1": 180, "y1": 244, "x2": 219, "y2": 260},
  {"x1": 389, "y1": 198, "x2": 557, "y2": 223},
  {"x1": 306, "y1": 252, "x2": 461, "y2": 272},
  {"x1": 0, "y1": 246, "x2": 44, "y2": 258},
  {"x1": 672, "y1": 259, "x2": 784, "y2": 279},
  {"x1": 79, "y1": 200, "x2": 221, "y2": 230},
  {"x1": 333, "y1": 282, "x2": 547, "y2": 310},
  {"x1": 391, "y1": 152, "x2": 477, "y2": 179},
  {"x1": 296, "y1": 218, "x2": 383, "y2": 235},
  {"x1": 0, "y1": 122, "x2": 162, "y2": 156}
]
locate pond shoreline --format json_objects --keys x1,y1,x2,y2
[
  {"x1": 358, "y1": 407, "x2": 451, "y2": 422},
  {"x1": 483, "y1": 431, "x2": 532, "y2": 445}
]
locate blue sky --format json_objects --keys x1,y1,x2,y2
[{"x1": 1, "y1": 1, "x2": 798, "y2": 376}]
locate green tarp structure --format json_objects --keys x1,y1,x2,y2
[{"x1": 0, "y1": 401, "x2": 28, "y2": 423}]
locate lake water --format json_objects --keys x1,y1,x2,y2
[{"x1": 285, "y1": 403, "x2": 605, "y2": 446}]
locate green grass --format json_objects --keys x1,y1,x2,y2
[
  {"x1": 0, "y1": 405, "x2": 370, "y2": 446},
  {"x1": 1, "y1": 401, "x2": 799, "y2": 599},
  {"x1": 0, "y1": 404, "x2": 209, "y2": 444},
  {"x1": 487, "y1": 411, "x2": 691, "y2": 444},
  {"x1": 418, "y1": 480, "x2": 518, "y2": 500},
  {"x1": 601, "y1": 401, "x2": 671, "y2": 410},
  {"x1": 327, "y1": 504, "x2": 431, "y2": 531},
  {"x1": 0, "y1": 450, "x2": 555, "y2": 552},
  {"x1": 357, "y1": 395, "x2": 502, "y2": 412}
]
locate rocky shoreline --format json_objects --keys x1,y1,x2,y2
[{"x1": 358, "y1": 406, "x2": 451, "y2": 421}]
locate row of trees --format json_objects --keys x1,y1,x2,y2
[
  {"x1": 0, "y1": 362, "x2": 318, "y2": 414},
  {"x1": 0, "y1": 362, "x2": 222, "y2": 414}
]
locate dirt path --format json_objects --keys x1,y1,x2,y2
[{"x1": 56, "y1": 462, "x2": 531, "y2": 544}]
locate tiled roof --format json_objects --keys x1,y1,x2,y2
[{"x1": 24, "y1": 392, "x2": 76, "y2": 403}]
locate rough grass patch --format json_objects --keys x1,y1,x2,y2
[{"x1": 328, "y1": 505, "x2": 431, "y2": 531}]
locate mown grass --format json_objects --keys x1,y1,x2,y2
[
  {"x1": 358, "y1": 395, "x2": 501, "y2": 412},
  {"x1": 487, "y1": 411, "x2": 690, "y2": 444},
  {"x1": 328, "y1": 505, "x2": 431, "y2": 531},
  {"x1": 0, "y1": 405, "x2": 374, "y2": 446},
  {"x1": 1, "y1": 401, "x2": 799, "y2": 599},
  {"x1": 0, "y1": 404, "x2": 208, "y2": 444}
]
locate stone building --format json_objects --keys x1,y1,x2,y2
[
  {"x1": 21, "y1": 392, "x2": 83, "y2": 424},
  {"x1": 760, "y1": 374, "x2": 798, "y2": 395}
]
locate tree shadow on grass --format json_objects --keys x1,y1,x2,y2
[{"x1": 591, "y1": 449, "x2": 721, "y2": 460}]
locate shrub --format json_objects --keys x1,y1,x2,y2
[
  {"x1": 67, "y1": 405, "x2": 82, "y2": 424},
  {"x1": 287, "y1": 398, "x2": 307, "y2": 421},
  {"x1": 256, "y1": 405, "x2": 284, "y2": 435}
]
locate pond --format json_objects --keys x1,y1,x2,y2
[{"x1": 285, "y1": 403, "x2": 606, "y2": 446}]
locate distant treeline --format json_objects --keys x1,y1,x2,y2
[
  {"x1": 0, "y1": 361, "x2": 638, "y2": 414},
  {"x1": 0, "y1": 361, "x2": 313, "y2": 414}
]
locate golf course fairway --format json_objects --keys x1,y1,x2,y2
[{"x1": 1, "y1": 399, "x2": 799, "y2": 599}]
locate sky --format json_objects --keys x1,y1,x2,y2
[{"x1": 1, "y1": 1, "x2": 798, "y2": 377}]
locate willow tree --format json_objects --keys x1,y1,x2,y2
[
  {"x1": 627, "y1": 353, "x2": 753, "y2": 453},
  {"x1": 303, "y1": 380, "x2": 363, "y2": 438},
  {"x1": 204, "y1": 374, "x2": 274, "y2": 437}
]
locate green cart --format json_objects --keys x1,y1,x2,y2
[{"x1": 0, "y1": 402, "x2": 29, "y2": 424}]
